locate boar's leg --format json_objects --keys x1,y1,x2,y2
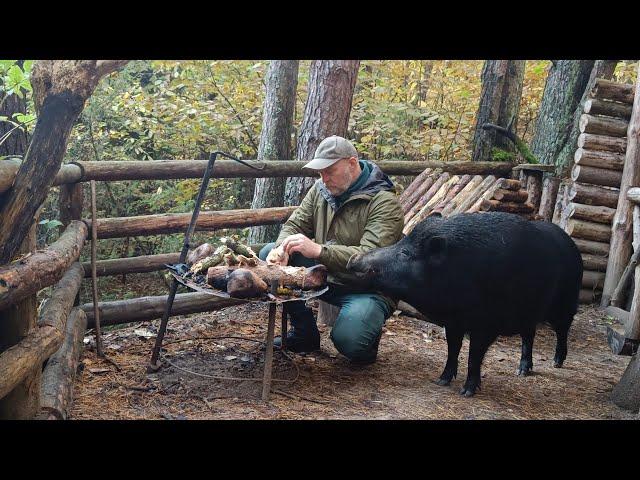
[
  {"x1": 461, "y1": 332, "x2": 497, "y2": 397},
  {"x1": 517, "y1": 330, "x2": 536, "y2": 376},
  {"x1": 436, "y1": 327, "x2": 464, "y2": 386},
  {"x1": 553, "y1": 325, "x2": 569, "y2": 368}
]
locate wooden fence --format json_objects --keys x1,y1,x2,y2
[{"x1": 0, "y1": 157, "x2": 521, "y2": 417}]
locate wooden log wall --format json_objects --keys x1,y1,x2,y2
[{"x1": 554, "y1": 77, "x2": 634, "y2": 303}]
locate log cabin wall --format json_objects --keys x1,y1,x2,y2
[{"x1": 554, "y1": 79, "x2": 635, "y2": 304}]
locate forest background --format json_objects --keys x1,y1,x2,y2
[{"x1": 0, "y1": 59, "x2": 637, "y2": 296}]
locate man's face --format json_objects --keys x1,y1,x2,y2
[{"x1": 318, "y1": 157, "x2": 358, "y2": 196}]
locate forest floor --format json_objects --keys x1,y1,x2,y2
[{"x1": 71, "y1": 274, "x2": 639, "y2": 420}]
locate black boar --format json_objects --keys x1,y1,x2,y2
[{"x1": 346, "y1": 212, "x2": 583, "y2": 397}]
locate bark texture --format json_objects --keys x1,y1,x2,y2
[
  {"x1": 38, "y1": 308, "x2": 87, "y2": 420},
  {"x1": 554, "y1": 60, "x2": 618, "y2": 177},
  {"x1": 530, "y1": 60, "x2": 595, "y2": 172},
  {"x1": 249, "y1": 60, "x2": 299, "y2": 244},
  {"x1": 0, "y1": 60, "x2": 128, "y2": 265},
  {"x1": 0, "y1": 221, "x2": 87, "y2": 310},
  {"x1": 472, "y1": 60, "x2": 525, "y2": 161},
  {"x1": 284, "y1": 60, "x2": 360, "y2": 206},
  {"x1": 602, "y1": 63, "x2": 640, "y2": 306},
  {"x1": 0, "y1": 72, "x2": 39, "y2": 419}
]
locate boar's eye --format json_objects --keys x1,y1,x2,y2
[{"x1": 399, "y1": 248, "x2": 411, "y2": 258}]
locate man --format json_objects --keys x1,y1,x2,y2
[{"x1": 259, "y1": 135, "x2": 404, "y2": 365}]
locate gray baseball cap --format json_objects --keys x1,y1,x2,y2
[{"x1": 303, "y1": 135, "x2": 358, "y2": 170}]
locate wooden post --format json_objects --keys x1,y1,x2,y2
[
  {"x1": 602, "y1": 64, "x2": 640, "y2": 307},
  {"x1": 37, "y1": 308, "x2": 87, "y2": 420},
  {"x1": 538, "y1": 176, "x2": 561, "y2": 222},
  {"x1": 89, "y1": 181, "x2": 104, "y2": 357},
  {"x1": 526, "y1": 172, "x2": 544, "y2": 212},
  {"x1": 261, "y1": 302, "x2": 277, "y2": 402},
  {"x1": 552, "y1": 182, "x2": 568, "y2": 225},
  {"x1": 0, "y1": 222, "x2": 40, "y2": 419},
  {"x1": 59, "y1": 183, "x2": 84, "y2": 230}
]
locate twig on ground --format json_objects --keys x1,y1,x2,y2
[{"x1": 272, "y1": 389, "x2": 330, "y2": 405}]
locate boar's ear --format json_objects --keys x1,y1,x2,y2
[{"x1": 427, "y1": 236, "x2": 447, "y2": 266}]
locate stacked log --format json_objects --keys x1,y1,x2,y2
[
  {"x1": 402, "y1": 174, "x2": 533, "y2": 235},
  {"x1": 557, "y1": 78, "x2": 634, "y2": 303},
  {"x1": 467, "y1": 178, "x2": 536, "y2": 217}
]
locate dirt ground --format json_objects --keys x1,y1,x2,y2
[{"x1": 70, "y1": 279, "x2": 640, "y2": 420}]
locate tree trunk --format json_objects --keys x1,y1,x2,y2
[
  {"x1": 248, "y1": 60, "x2": 299, "y2": 244},
  {"x1": 284, "y1": 60, "x2": 360, "y2": 206},
  {"x1": 602, "y1": 63, "x2": 640, "y2": 307},
  {"x1": 611, "y1": 351, "x2": 640, "y2": 413},
  {"x1": 0, "y1": 71, "x2": 39, "y2": 419},
  {"x1": 472, "y1": 61, "x2": 526, "y2": 161},
  {"x1": 530, "y1": 60, "x2": 595, "y2": 172},
  {"x1": 0, "y1": 60, "x2": 128, "y2": 265},
  {"x1": 553, "y1": 60, "x2": 618, "y2": 177}
]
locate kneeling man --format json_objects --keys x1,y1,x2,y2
[{"x1": 259, "y1": 135, "x2": 404, "y2": 364}]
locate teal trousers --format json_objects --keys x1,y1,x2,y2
[{"x1": 259, "y1": 243, "x2": 392, "y2": 362}]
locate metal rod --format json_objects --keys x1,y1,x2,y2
[
  {"x1": 90, "y1": 180, "x2": 104, "y2": 357},
  {"x1": 149, "y1": 152, "x2": 219, "y2": 369},
  {"x1": 262, "y1": 302, "x2": 277, "y2": 401},
  {"x1": 148, "y1": 151, "x2": 260, "y2": 370}
]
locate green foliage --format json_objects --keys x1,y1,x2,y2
[
  {"x1": 0, "y1": 60, "x2": 35, "y2": 150},
  {"x1": 15, "y1": 59, "x2": 554, "y2": 260},
  {"x1": 490, "y1": 148, "x2": 516, "y2": 162}
]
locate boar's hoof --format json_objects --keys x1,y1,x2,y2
[
  {"x1": 435, "y1": 377, "x2": 451, "y2": 386},
  {"x1": 553, "y1": 360, "x2": 564, "y2": 368},
  {"x1": 460, "y1": 379, "x2": 480, "y2": 397},
  {"x1": 517, "y1": 361, "x2": 533, "y2": 376}
]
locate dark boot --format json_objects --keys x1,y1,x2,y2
[{"x1": 274, "y1": 306, "x2": 320, "y2": 353}]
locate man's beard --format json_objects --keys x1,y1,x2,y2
[{"x1": 326, "y1": 171, "x2": 354, "y2": 196}]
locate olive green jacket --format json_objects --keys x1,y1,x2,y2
[{"x1": 275, "y1": 161, "x2": 405, "y2": 310}]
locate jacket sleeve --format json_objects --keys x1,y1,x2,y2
[
  {"x1": 274, "y1": 185, "x2": 317, "y2": 246},
  {"x1": 317, "y1": 192, "x2": 404, "y2": 278}
]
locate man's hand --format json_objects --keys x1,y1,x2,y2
[
  {"x1": 266, "y1": 245, "x2": 289, "y2": 266},
  {"x1": 280, "y1": 234, "x2": 322, "y2": 259}
]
